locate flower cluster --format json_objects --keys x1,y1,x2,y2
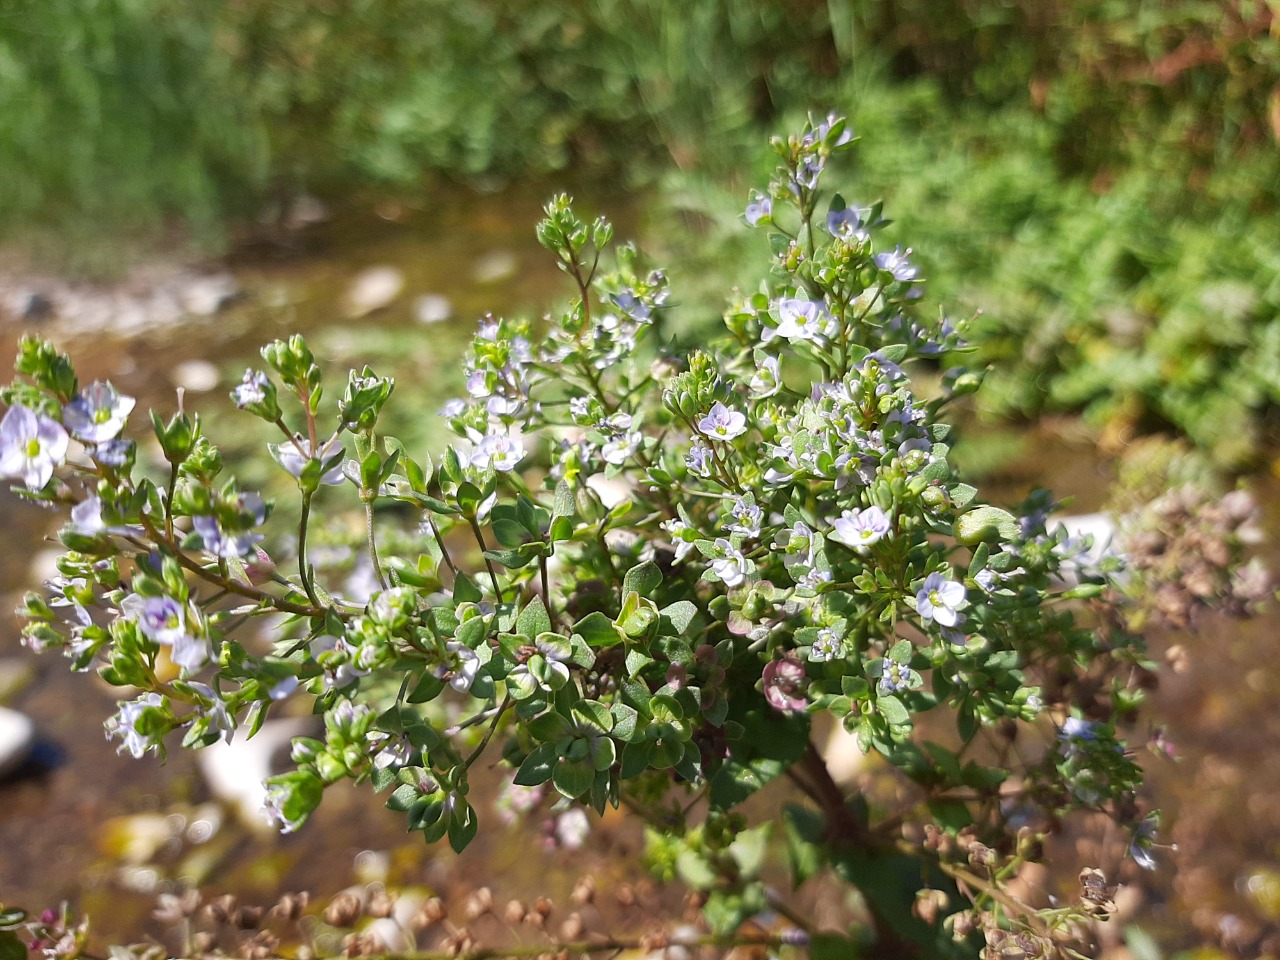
[{"x1": 1, "y1": 116, "x2": 1180, "y2": 948}]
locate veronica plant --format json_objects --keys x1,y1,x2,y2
[{"x1": 5, "y1": 116, "x2": 1159, "y2": 954}]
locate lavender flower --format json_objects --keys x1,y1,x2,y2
[
  {"x1": 809, "y1": 627, "x2": 844, "y2": 663},
  {"x1": 829, "y1": 506, "x2": 891, "y2": 549},
  {"x1": 879, "y1": 660, "x2": 912, "y2": 694},
  {"x1": 0, "y1": 404, "x2": 69, "y2": 490},
  {"x1": 231, "y1": 369, "x2": 269, "y2": 408},
  {"x1": 698, "y1": 402, "x2": 747, "y2": 442},
  {"x1": 749, "y1": 354, "x2": 782, "y2": 398},
  {"x1": 874, "y1": 246, "x2": 918, "y2": 283},
  {"x1": 915, "y1": 572, "x2": 965, "y2": 627},
  {"x1": 744, "y1": 192, "x2": 772, "y2": 226},
  {"x1": 271, "y1": 435, "x2": 345, "y2": 485},
  {"x1": 685, "y1": 440, "x2": 713, "y2": 476},
  {"x1": 105, "y1": 692, "x2": 165, "y2": 759},
  {"x1": 726, "y1": 497, "x2": 763, "y2": 538},
  {"x1": 772, "y1": 298, "x2": 828, "y2": 343},
  {"x1": 470, "y1": 433, "x2": 525, "y2": 472},
  {"x1": 62, "y1": 381, "x2": 135, "y2": 443}
]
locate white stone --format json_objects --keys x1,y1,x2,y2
[
  {"x1": 0, "y1": 707, "x2": 34, "y2": 779},
  {"x1": 171, "y1": 359, "x2": 220, "y2": 393},
  {"x1": 344, "y1": 266, "x2": 405, "y2": 317},
  {"x1": 196, "y1": 716, "x2": 314, "y2": 830},
  {"x1": 472, "y1": 250, "x2": 518, "y2": 284},
  {"x1": 284, "y1": 194, "x2": 330, "y2": 230},
  {"x1": 178, "y1": 273, "x2": 238, "y2": 316},
  {"x1": 414, "y1": 293, "x2": 452, "y2": 324}
]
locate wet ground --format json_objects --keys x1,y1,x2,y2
[{"x1": 0, "y1": 185, "x2": 1277, "y2": 955}]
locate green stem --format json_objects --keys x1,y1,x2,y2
[
  {"x1": 297, "y1": 492, "x2": 324, "y2": 610},
  {"x1": 467, "y1": 516, "x2": 503, "y2": 599},
  {"x1": 366, "y1": 499, "x2": 389, "y2": 592}
]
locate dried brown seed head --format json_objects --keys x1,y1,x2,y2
[
  {"x1": 570, "y1": 877, "x2": 596, "y2": 907},
  {"x1": 323, "y1": 891, "x2": 364, "y2": 929},
  {"x1": 233, "y1": 905, "x2": 263, "y2": 930},
  {"x1": 558, "y1": 912, "x2": 584, "y2": 941},
  {"x1": 463, "y1": 887, "x2": 493, "y2": 921},
  {"x1": 366, "y1": 888, "x2": 395, "y2": 919},
  {"x1": 503, "y1": 900, "x2": 528, "y2": 925}
]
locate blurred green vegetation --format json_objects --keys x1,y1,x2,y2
[{"x1": 2, "y1": 0, "x2": 1278, "y2": 460}]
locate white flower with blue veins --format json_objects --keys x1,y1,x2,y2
[
  {"x1": 698, "y1": 402, "x2": 747, "y2": 442},
  {"x1": 105, "y1": 692, "x2": 165, "y2": 759},
  {"x1": 810, "y1": 627, "x2": 844, "y2": 663},
  {"x1": 231, "y1": 369, "x2": 269, "y2": 408},
  {"x1": 685, "y1": 440, "x2": 713, "y2": 476},
  {"x1": 749, "y1": 354, "x2": 782, "y2": 398},
  {"x1": 470, "y1": 433, "x2": 525, "y2": 472},
  {"x1": 0, "y1": 404, "x2": 69, "y2": 490},
  {"x1": 829, "y1": 506, "x2": 891, "y2": 550},
  {"x1": 709, "y1": 538, "x2": 751, "y2": 587},
  {"x1": 271, "y1": 435, "x2": 345, "y2": 485},
  {"x1": 62, "y1": 381, "x2": 135, "y2": 444},
  {"x1": 771, "y1": 298, "x2": 829, "y2": 343},
  {"x1": 915, "y1": 572, "x2": 966, "y2": 627}
]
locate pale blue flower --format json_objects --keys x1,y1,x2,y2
[
  {"x1": 771, "y1": 298, "x2": 828, "y2": 343},
  {"x1": 0, "y1": 404, "x2": 69, "y2": 490},
  {"x1": 685, "y1": 440, "x2": 713, "y2": 477},
  {"x1": 231, "y1": 369, "x2": 269, "y2": 408},
  {"x1": 698, "y1": 402, "x2": 747, "y2": 442},
  {"x1": 92, "y1": 438, "x2": 133, "y2": 468},
  {"x1": 810, "y1": 627, "x2": 844, "y2": 662},
  {"x1": 879, "y1": 660, "x2": 912, "y2": 694},
  {"x1": 470, "y1": 433, "x2": 524, "y2": 472},
  {"x1": 662, "y1": 517, "x2": 697, "y2": 563},
  {"x1": 271, "y1": 435, "x2": 345, "y2": 485},
  {"x1": 829, "y1": 506, "x2": 891, "y2": 549},
  {"x1": 749, "y1": 354, "x2": 781, "y2": 398},
  {"x1": 105, "y1": 692, "x2": 165, "y2": 759},
  {"x1": 62, "y1": 381, "x2": 135, "y2": 444},
  {"x1": 874, "y1": 246, "x2": 918, "y2": 282},
  {"x1": 827, "y1": 206, "x2": 865, "y2": 238},
  {"x1": 744, "y1": 192, "x2": 772, "y2": 226},
  {"x1": 916, "y1": 572, "x2": 965, "y2": 627},
  {"x1": 726, "y1": 497, "x2": 762, "y2": 538}
]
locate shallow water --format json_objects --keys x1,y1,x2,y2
[{"x1": 0, "y1": 186, "x2": 1276, "y2": 954}]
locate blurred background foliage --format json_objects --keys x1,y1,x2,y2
[{"x1": 1, "y1": 0, "x2": 1277, "y2": 461}]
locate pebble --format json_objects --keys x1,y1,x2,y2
[
  {"x1": 284, "y1": 194, "x2": 330, "y2": 230},
  {"x1": 344, "y1": 266, "x2": 405, "y2": 317},
  {"x1": 171, "y1": 359, "x2": 220, "y2": 393},
  {"x1": 196, "y1": 717, "x2": 314, "y2": 829},
  {"x1": 472, "y1": 250, "x2": 518, "y2": 284},
  {"x1": 178, "y1": 273, "x2": 239, "y2": 316},
  {"x1": 0, "y1": 706, "x2": 35, "y2": 779},
  {"x1": 414, "y1": 293, "x2": 452, "y2": 324}
]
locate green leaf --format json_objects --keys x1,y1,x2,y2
[
  {"x1": 927, "y1": 798, "x2": 974, "y2": 834},
  {"x1": 553, "y1": 479, "x2": 575, "y2": 518},
  {"x1": 516, "y1": 597, "x2": 552, "y2": 639},
  {"x1": 888, "y1": 638, "x2": 913, "y2": 663},
  {"x1": 659, "y1": 600, "x2": 697, "y2": 634},
  {"x1": 809, "y1": 933, "x2": 862, "y2": 960},
  {"x1": 622, "y1": 561, "x2": 662, "y2": 598},
  {"x1": 514, "y1": 743, "x2": 558, "y2": 786},
  {"x1": 453, "y1": 573, "x2": 482, "y2": 603},
  {"x1": 448, "y1": 802, "x2": 478, "y2": 853},
  {"x1": 552, "y1": 757, "x2": 595, "y2": 798},
  {"x1": 0, "y1": 932, "x2": 25, "y2": 960},
  {"x1": 782, "y1": 804, "x2": 826, "y2": 887},
  {"x1": 877, "y1": 695, "x2": 910, "y2": 726},
  {"x1": 574, "y1": 611, "x2": 620, "y2": 648},
  {"x1": 492, "y1": 517, "x2": 526, "y2": 548},
  {"x1": 954, "y1": 506, "x2": 1021, "y2": 545}
]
